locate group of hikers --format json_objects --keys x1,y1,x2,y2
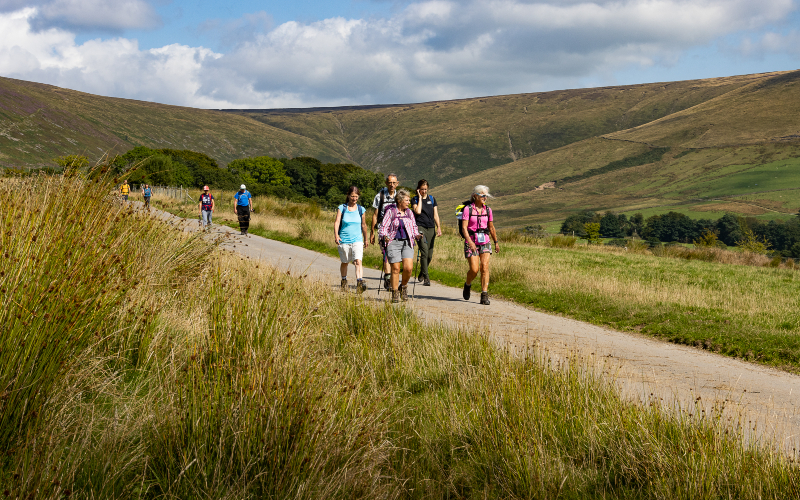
[
  {"x1": 334, "y1": 173, "x2": 499, "y2": 305},
  {"x1": 120, "y1": 175, "x2": 499, "y2": 306}
]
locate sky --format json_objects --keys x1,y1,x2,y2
[{"x1": 1, "y1": 0, "x2": 799, "y2": 109}]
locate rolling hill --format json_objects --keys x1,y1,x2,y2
[
  {"x1": 0, "y1": 76, "x2": 349, "y2": 168},
  {"x1": 433, "y1": 70, "x2": 800, "y2": 227},
  {"x1": 229, "y1": 72, "x2": 767, "y2": 184}
]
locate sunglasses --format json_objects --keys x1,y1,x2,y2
[{"x1": 477, "y1": 194, "x2": 488, "y2": 198}]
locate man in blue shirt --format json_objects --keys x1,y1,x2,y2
[{"x1": 234, "y1": 184, "x2": 253, "y2": 236}]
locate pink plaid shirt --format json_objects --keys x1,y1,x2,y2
[{"x1": 378, "y1": 205, "x2": 420, "y2": 247}]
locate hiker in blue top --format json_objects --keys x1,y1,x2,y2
[
  {"x1": 334, "y1": 186, "x2": 369, "y2": 293},
  {"x1": 234, "y1": 184, "x2": 253, "y2": 236},
  {"x1": 141, "y1": 184, "x2": 152, "y2": 210}
]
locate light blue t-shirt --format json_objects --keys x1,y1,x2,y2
[
  {"x1": 234, "y1": 190, "x2": 251, "y2": 206},
  {"x1": 338, "y1": 204, "x2": 365, "y2": 244}
]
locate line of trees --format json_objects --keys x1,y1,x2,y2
[
  {"x1": 561, "y1": 210, "x2": 800, "y2": 258},
  {"x1": 110, "y1": 147, "x2": 385, "y2": 207}
]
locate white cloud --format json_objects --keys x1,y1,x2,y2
[
  {"x1": 739, "y1": 31, "x2": 800, "y2": 57},
  {"x1": 0, "y1": 0, "x2": 797, "y2": 109}
]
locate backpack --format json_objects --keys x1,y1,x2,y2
[
  {"x1": 456, "y1": 202, "x2": 490, "y2": 239},
  {"x1": 375, "y1": 189, "x2": 393, "y2": 228},
  {"x1": 338, "y1": 204, "x2": 365, "y2": 235}
]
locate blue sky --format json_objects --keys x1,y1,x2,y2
[{"x1": 1, "y1": 0, "x2": 799, "y2": 109}]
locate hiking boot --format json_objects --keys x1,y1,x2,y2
[
  {"x1": 391, "y1": 289, "x2": 400, "y2": 303},
  {"x1": 480, "y1": 291, "x2": 490, "y2": 305},
  {"x1": 400, "y1": 284, "x2": 408, "y2": 302},
  {"x1": 340, "y1": 278, "x2": 348, "y2": 291},
  {"x1": 423, "y1": 275, "x2": 431, "y2": 286},
  {"x1": 356, "y1": 280, "x2": 367, "y2": 294},
  {"x1": 463, "y1": 283, "x2": 471, "y2": 301},
  {"x1": 383, "y1": 275, "x2": 391, "y2": 291}
]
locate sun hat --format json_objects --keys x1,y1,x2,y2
[
  {"x1": 203, "y1": 185, "x2": 209, "y2": 190},
  {"x1": 240, "y1": 184, "x2": 246, "y2": 190}
]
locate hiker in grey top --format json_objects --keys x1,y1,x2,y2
[{"x1": 370, "y1": 173, "x2": 399, "y2": 290}]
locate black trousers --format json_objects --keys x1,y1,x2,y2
[{"x1": 236, "y1": 206, "x2": 250, "y2": 231}]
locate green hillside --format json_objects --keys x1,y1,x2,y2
[
  {"x1": 233, "y1": 72, "x2": 769, "y2": 184},
  {"x1": 434, "y1": 71, "x2": 800, "y2": 227},
  {"x1": 0, "y1": 77, "x2": 348, "y2": 168}
]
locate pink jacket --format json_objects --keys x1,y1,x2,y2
[{"x1": 379, "y1": 205, "x2": 420, "y2": 247}]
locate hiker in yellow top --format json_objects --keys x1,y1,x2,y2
[{"x1": 120, "y1": 180, "x2": 130, "y2": 201}]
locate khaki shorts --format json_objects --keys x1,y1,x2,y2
[
  {"x1": 337, "y1": 242, "x2": 364, "y2": 263},
  {"x1": 386, "y1": 239, "x2": 414, "y2": 264}
]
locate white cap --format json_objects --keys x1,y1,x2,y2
[{"x1": 240, "y1": 184, "x2": 246, "y2": 190}]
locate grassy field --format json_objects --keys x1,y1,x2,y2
[
  {"x1": 154, "y1": 190, "x2": 800, "y2": 373},
  {"x1": 6, "y1": 173, "x2": 800, "y2": 498}
]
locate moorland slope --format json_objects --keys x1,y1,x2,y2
[
  {"x1": 433, "y1": 70, "x2": 800, "y2": 226},
  {"x1": 232, "y1": 72, "x2": 769, "y2": 184},
  {"x1": 0, "y1": 76, "x2": 348, "y2": 168}
]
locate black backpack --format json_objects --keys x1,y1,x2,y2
[{"x1": 375, "y1": 190, "x2": 394, "y2": 228}]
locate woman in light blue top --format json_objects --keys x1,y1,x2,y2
[{"x1": 334, "y1": 186, "x2": 369, "y2": 293}]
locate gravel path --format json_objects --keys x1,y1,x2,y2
[{"x1": 171, "y1": 213, "x2": 800, "y2": 451}]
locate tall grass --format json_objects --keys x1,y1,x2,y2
[
  {"x1": 154, "y1": 194, "x2": 800, "y2": 370},
  {"x1": 3, "y1": 173, "x2": 800, "y2": 498}
]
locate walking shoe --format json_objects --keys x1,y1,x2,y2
[
  {"x1": 340, "y1": 278, "x2": 348, "y2": 291},
  {"x1": 480, "y1": 291, "x2": 490, "y2": 305},
  {"x1": 356, "y1": 280, "x2": 367, "y2": 294},
  {"x1": 391, "y1": 289, "x2": 400, "y2": 303},
  {"x1": 423, "y1": 275, "x2": 431, "y2": 286},
  {"x1": 400, "y1": 284, "x2": 408, "y2": 302},
  {"x1": 463, "y1": 283, "x2": 471, "y2": 301}
]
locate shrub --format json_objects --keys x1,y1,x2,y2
[
  {"x1": 548, "y1": 234, "x2": 578, "y2": 248},
  {"x1": 737, "y1": 226, "x2": 770, "y2": 254},
  {"x1": 584, "y1": 222, "x2": 602, "y2": 244}
]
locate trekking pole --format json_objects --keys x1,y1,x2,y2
[
  {"x1": 377, "y1": 239, "x2": 388, "y2": 297},
  {"x1": 412, "y1": 242, "x2": 420, "y2": 300}
]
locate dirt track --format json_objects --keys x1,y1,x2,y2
[{"x1": 170, "y1": 212, "x2": 800, "y2": 451}]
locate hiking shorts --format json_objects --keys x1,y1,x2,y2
[
  {"x1": 386, "y1": 239, "x2": 414, "y2": 264},
  {"x1": 338, "y1": 242, "x2": 364, "y2": 263},
  {"x1": 464, "y1": 241, "x2": 492, "y2": 259}
]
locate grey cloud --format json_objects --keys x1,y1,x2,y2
[
  {"x1": 25, "y1": 0, "x2": 161, "y2": 32},
  {"x1": 197, "y1": 11, "x2": 273, "y2": 49}
]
